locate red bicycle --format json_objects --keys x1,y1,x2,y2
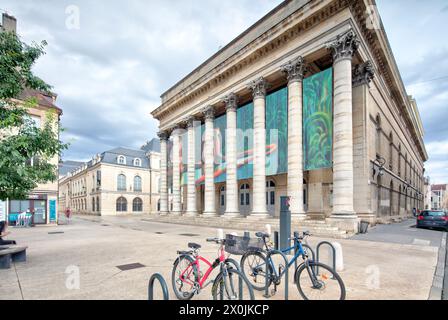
[{"x1": 171, "y1": 238, "x2": 254, "y2": 300}]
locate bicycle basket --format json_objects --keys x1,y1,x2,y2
[{"x1": 224, "y1": 234, "x2": 264, "y2": 255}]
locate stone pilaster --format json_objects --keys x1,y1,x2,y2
[
  {"x1": 247, "y1": 77, "x2": 269, "y2": 219},
  {"x1": 185, "y1": 116, "x2": 198, "y2": 216},
  {"x1": 281, "y1": 56, "x2": 306, "y2": 219},
  {"x1": 157, "y1": 130, "x2": 169, "y2": 215},
  {"x1": 203, "y1": 106, "x2": 217, "y2": 216},
  {"x1": 223, "y1": 93, "x2": 240, "y2": 217},
  {"x1": 171, "y1": 125, "x2": 182, "y2": 215},
  {"x1": 326, "y1": 29, "x2": 360, "y2": 232}
]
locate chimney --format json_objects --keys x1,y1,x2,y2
[{"x1": 1, "y1": 13, "x2": 17, "y2": 33}]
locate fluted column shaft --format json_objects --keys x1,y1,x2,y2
[
  {"x1": 158, "y1": 131, "x2": 169, "y2": 215},
  {"x1": 171, "y1": 127, "x2": 182, "y2": 214},
  {"x1": 248, "y1": 78, "x2": 269, "y2": 218},
  {"x1": 185, "y1": 118, "x2": 198, "y2": 216},
  {"x1": 203, "y1": 107, "x2": 217, "y2": 216},
  {"x1": 224, "y1": 94, "x2": 240, "y2": 217},
  {"x1": 282, "y1": 57, "x2": 306, "y2": 219}
]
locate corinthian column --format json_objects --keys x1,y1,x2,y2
[
  {"x1": 171, "y1": 125, "x2": 182, "y2": 215},
  {"x1": 326, "y1": 29, "x2": 359, "y2": 232},
  {"x1": 281, "y1": 56, "x2": 306, "y2": 219},
  {"x1": 157, "y1": 130, "x2": 169, "y2": 215},
  {"x1": 185, "y1": 116, "x2": 198, "y2": 216},
  {"x1": 248, "y1": 78, "x2": 269, "y2": 219},
  {"x1": 223, "y1": 93, "x2": 240, "y2": 217},
  {"x1": 203, "y1": 106, "x2": 217, "y2": 216}
]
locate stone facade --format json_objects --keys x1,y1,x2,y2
[
  {"x1": 151, "y1": 0, "x2": 428, "y2": 232},
  {"x1": 59, "y1": 145, "x2": 161, "y2": 216}
]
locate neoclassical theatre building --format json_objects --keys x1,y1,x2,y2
[{"x1": 151, "y1": 0, "x2": 427, "y2": 233}]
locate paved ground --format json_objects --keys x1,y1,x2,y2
[{"x1": 0, "y1": 215, "x2": 440, "y2": 300}]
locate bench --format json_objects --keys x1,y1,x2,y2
[{"x1": 0, "y1": 245, "x2": 28, "y2": 269}]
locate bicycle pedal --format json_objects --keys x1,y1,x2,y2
[{"x1": 270, "y1": 288, "x2": 277, "y2": 296}]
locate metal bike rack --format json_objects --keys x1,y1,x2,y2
[
  {"x1": 263, "y1": 249, "x2": 289, "y2": 300},
  {"x1": 316, "y1": 241, "x2": 336, "y2": 272},
  {"x1": 148, "y1": 273, "x2": 169, "y2": 300}
]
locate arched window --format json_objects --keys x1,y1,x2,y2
[
  {"x1": 117, "y1": 174, "x2": 126, "y2": 191},
  {"x1": 92, "y1": 197, "x2": 95, "y2": 211},
  {"x1": 134, "y1": 176, "x2": 142, "y2": 192},
  {"x1": 96, "y1": 196, "x2": 100, "y2": 212},
  {"x1": 117, "y1": 155, "x2": 126, "y2": 165},
  {"x1": 133, "y1": 158, "x2": 142, "y2": 167},
  {"x1": 240, "y1": 184, "x2": 250, "y2": 206},
  {"x1": 116, "y1": 197, "x2": 127, "y2": 212},
  {"x1": 266, "y1": 180, "x2": 276, "y2": 215},
  {"x1": 133, "y1": 198, "x2": 143, "y2": 212},
  {"x1": 375, "y1": 114, "x2": 382, "y2": 158}
]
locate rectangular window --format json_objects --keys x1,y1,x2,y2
[
  {"x1": 240, "y1": 194, "x2": 244, "y2": 206},
  {"x1": 246, "y1": 193, "x2": 250, "y2": 206},
  {"x1": 270, "y1": 191, "x2": 275, "y2": 205}
]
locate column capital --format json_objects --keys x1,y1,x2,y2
[
  {"x1": 224, "y1": 93, "x2": 238, "y2": 112},
  {"x1": 281, "y1": 56, "x2": 306, "y2": 84},
  {"x1": 352, "y1": 60, "x2": 375, "y2": 87},
  {"x1": 202, "y1": 105, "x2": 215, "y2": 121},
  {"x1": 247, "y1": 77, "x2": 270, "y2": 99},
  {"x1": 326, "y1": 29, "x2": 360, "y2": 63},
  {"x1": 186, "y1": 116, "x2": 198, "y2": 128},
  {"x1": 157, "y1": 130, "x2": 169, "y2": 141}
]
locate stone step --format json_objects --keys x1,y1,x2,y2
[{"x1": 143, "y1": 215, "x2": 350, "y2": 239}]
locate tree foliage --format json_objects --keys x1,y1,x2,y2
[{"x1": 0, "y1": 31, "x2": 68, "y2": 200}]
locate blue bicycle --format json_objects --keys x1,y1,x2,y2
[{"x1": 240, "y1": 231, "x2": 346, "y2": 300}]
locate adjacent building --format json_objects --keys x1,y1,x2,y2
[
  {"x1": 1, "y1": 13, "x2": 62, "y2": 225},
  {"x1": 151, "y1": 0, "x2": 427, "y2": 232},
  {"x1": 58, "y1": 140, "x2": 161, "y2": 216},
  {"x1": 431, "y1": 184, "x2": 447, "y2": 211}
]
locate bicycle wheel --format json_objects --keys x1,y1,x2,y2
[
  {"x1": 295, "y1": 261, "x2": 346, "y2": 300},
  {"x1": 240, "y1": 251, "x2": 272, "y2": 291},
  {"x1": 171, "y1": 254, "x2": 199, "y2": 300},
  {"x1": 211, "y1": 268, "x2": 255, "y2": 300}
]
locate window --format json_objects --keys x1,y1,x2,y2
[
  {"x1": 96, "y1": 196, "x2": 100, "y2": 212},
  {"x1": 116, "y1": 197, "x2": 127, "y2": 212},
  {"x1": 133, "y1": 198, "x2": 143, "y2": 212},
  {"x1": 117, "y1": 155, "x2": 126, "y2": 165},
  {"x1": 134, "y1": 176, "x2": 142, "y2": 192},
  {"x1": 92, "y1": 197, "x2": 95, "y2": 211},
  {"x1": 30, "y1": 115, "x2": 41, "y2": 128},
  {"x1": 134, "y1": 158, "x2": 142, "y2": 167},
  {"x1": 117, "y1": 174, "x2": 127, "y2": 191}
]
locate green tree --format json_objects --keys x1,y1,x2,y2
[{"x1": 0, "y1": 31, "x2": 68, "y2": 200}]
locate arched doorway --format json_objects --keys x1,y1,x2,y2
[
  {"x1": 266, "y1": 180, "x2": 276, "y2": 216},
  {"x1": 239, "y1": 183, "x2": 251, "y2": 216}
]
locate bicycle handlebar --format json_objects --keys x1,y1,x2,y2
[{"x1": 206, "y1": 237, "x2": 224, "y2": 244}]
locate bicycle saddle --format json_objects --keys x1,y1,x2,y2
[
  {"x1": 255, "y1": 232, "x2": 269, "y2": 239},
  {"x1": 188, "y1": 242, "x2": 201, "y2": 250}
]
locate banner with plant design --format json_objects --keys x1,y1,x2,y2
[{"x1": 303, "y1": 67, "x2": 333, "y2": 170}]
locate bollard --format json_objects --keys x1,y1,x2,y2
[
  {"x1": 332, "y1": 242, "x2": 344, "y2": 272},
  {"x1": 265, "y1": 224, "x2": 272, "y2": 236},
  {"x1": 217, "y1": 228, "x2": 224, "y2": 240},
  {"x1": 273, "y1": 231, "x2": 279, "y2": 250},
  {"x1": 244, "y1": 231, "x2": 250, "y2": 238}
]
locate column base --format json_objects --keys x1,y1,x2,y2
[
  {"x1": 203, "y1": 211, "x2": 218, "y2": 217},
  {"x1": 247, "y1": 212, "x2": 270, "y2": 220},
  {"x1": 171, "y1": 210, "x2": 182, "y2": 216},
  {"x1": 222, "y1": 211, "x2": 241, "y2": 218},
  {"x1": 184, "y1": 211, "x2": 198, "y2": 217},
  {"x1": 290, "y1": 212, "x2": 307, "y2": 220},
  {"x1": 326, "y1": 213, "x2": 359, "y2": 233}
]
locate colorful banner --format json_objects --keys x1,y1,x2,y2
[
  {"x1": 266, "y1": 87, "x2": 288, "y2": 175},
  {"x1": 214, "y1": 114, "x2": 227, "y2": 183},
  {"x1": 237, "y1": 102, "x2": 254, "y2": 180},
  {"x1": 303, "y1": 67, "x2": 333, "y2": 171}
]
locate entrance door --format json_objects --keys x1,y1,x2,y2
[
  {"x1": 239, "y1": 183, "x2": 251, "y2": 216},
  {"x1": 266, "y1": 180, "x2": 275, "y2": 216},
  {"x1": 33, "y1": 200, "x2": 47, "y2": 224},
  {"x1": 219, "y1": 186, "x2": 226, "y2": 215}
]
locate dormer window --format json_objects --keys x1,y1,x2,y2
[
  {"x1": 134, "y1": 158, "x2": 142, "y2": 167},
  {"x1": 117, "y1": 155, "x2": 126, "y2": 165}
]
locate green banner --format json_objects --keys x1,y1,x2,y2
[
  {"x1": 303, "y1": 68, "x2": 333, "y2": 171},
  {"x1": 266, "y1": 87, "x2": 288, "y2": 175}
]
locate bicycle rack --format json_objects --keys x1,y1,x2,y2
[
  {"x1": 263, "y1": 249, "x2": 289, "y2": 300},
  {"x1": 316, "y1": 241, "x2": 336, "y2": 272},
  {"x1": 148, "y1": 273, "x2": 169, "y2": 300}
]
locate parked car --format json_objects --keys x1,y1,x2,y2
[{"x1": 416, "y1": 210, "x2": 448, "y2": 231}]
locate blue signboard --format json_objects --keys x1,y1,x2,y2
[{"x1": 49, "y1": 200, "x2": 56, "y2": 222}]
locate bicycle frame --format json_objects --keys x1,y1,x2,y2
[
  {"x1": 179, "y1": 245, "x2": 226, "y2": 289},
  {"x1": 265, "y1": 241, "x2": 307, "y2": 279}
]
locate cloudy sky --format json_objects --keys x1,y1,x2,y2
[{"x1": 1, "y1": 0, "x2": 447, "y2": 184}]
